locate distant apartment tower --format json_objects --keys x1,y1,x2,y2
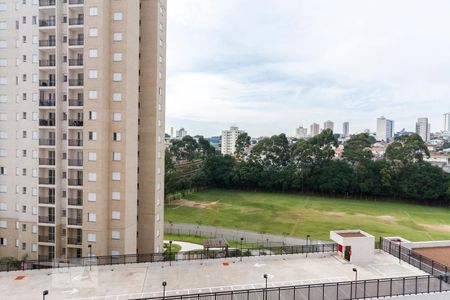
[
  {"x1": 0, "y1": 0, "x2": 166, "y2": 260},
  {"x1": 310, "y1": 123, "x2": 320, "y2": 137},
  {"x1": 176, "y1": 128, "x2": 187, "y2": 139},
  {"x1": 376, "y1": 116, "x2": 394, "y2": 142},
  {"x1": 342, "y1": 122, "x2": 350, "y2": 138},
  {"x1": 295, "y1": 126, "x2": 308, "y2": 139},
  {"x1": 444, "y1": 113, "x2": 450, "y2": 133},
  {"x1": 416, "y1": 118, "x2": 431, "y2": 142},
  {"x1": 323, "y1": 120, "x2": 334, "y2": 132},
  {"x1": 221, "y1": 126, "x2": 244, "y2": 155}
]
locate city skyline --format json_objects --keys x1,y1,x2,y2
[{"x1": 166, "y1": 0, "x2": 450, "y2": 137}]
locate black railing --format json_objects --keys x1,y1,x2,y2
[
  {"x1": 39, "y1": 119, "x2": 56, "y2": 126},
  {"x1": 68, "y1": 39, "x2": 84, "y2": 46},
  {"x1": 39, "y1": 178, "x2": 55, "y2": 185},
  {"x1": 68, "y1": 99, "x2": 83, "y2": 106},
  {"x1": 39, "y1": 197, "x2": 55, "y2": 205},
  {"x1": 38, "y1": 216, "x2": 55, "y2": 224},
  {"x1": 39, "y1": 60, "x2": 56, "y2": 67},
  {"x1": 67, "y1": 238, "x2": 82, "y2": 245},
  {"x1": 139, "y1": 275, "x2": 450, "y2": 300},
  {"x1": 67, "y1": 218, "x2": 82, "y2": 226},
  {"x1": 68, "y1": 119, "x2": 83, "y2": 127},
  {"x1": 68, "y1": 198, "x2": 82, "y2": 206},
  {"x1": 68, "y1": 139, "x2": 83, "y2": 147},
  {"x1": 68, "y1": 159, "x2": 83, "y2": 166},
  {"x1": 39, "y1": 139, "x2": 56, "y2": 146},
  {"x1": 39, "y1": 99, "x2": 56, "y2": 107},
  {"x1": 68, "y1": 179, "x2": 83, "y2": 186},
  {"x1": 39, "y1": 80, "x2": 56, "y2": 87},
  {"x1": 39, "y1": 0, "x2": 56, "y2": 6},
  {"x1": 39, "y1": 19, "x2": 56, "y2": 27},
  {"x1": 39, "y1": 236, "x2": 55, "y2": 243},
  {"x1": 39, "y1": 158, "x2": 56, "y2": 166},
  {"x1": 68, "y1": 59, "x2": 83, "y2": 66},
  {"x1": 69, "y1": 0, "x2": 84, "y2": 4},
  {"x1": 69, "y1": 18, "x2": 84, "y2": 25},
  {"x1": 39, "y1": 40, "x2": 56, "y2": 47},
  {"x1": 68, "y1": 79, "x2": 83, "y2": 86},
  {"x1": 381, "y1": 237, "x2": 449, "y2": 282}
]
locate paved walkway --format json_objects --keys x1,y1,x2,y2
[{"x1": 164, "y1": 240, "x2": 203, "y2": 252}]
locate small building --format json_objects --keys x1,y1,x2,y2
[
  {"x1": 203, "y1": 239, "x2": 229, "y2": 258},
  {"x1": 330, "y1": 230, "x2": 375, "y2": 264}
]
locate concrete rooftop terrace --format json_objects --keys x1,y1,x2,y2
[{"x1": 0, "y1": 252, "x2": 427, "y2": 300}]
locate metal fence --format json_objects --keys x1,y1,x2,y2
[
  {"x1": 381, "y1": 237, "x2": 449, "y2": 283},
  {"x1": 138, "y1": 275, "x2": 450, "y2": 300},
  {"x1": 0, "y1": 243, "x2": 338, "y2": 273}
]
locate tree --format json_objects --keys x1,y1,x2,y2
[
  {"x1": 235, "y1": 132, "x2": 251, "y2": 160},
  {"x1": 342, "y1": 133, "x2": 375, "y2": 164},
  {"x1": 385, "y1": 134, "x2": 430, "y2": 163}
]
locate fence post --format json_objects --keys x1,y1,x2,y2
[
  {"x1": 336, "y1": 282, "x2": 339, "y2": 299},
  {"x1": 427, "y1": 276, "x2": 430, "y2": 293},
  {"x1": 390, "y1": 278, "x2": 393, "y2": 297},
  {"x1": 403, "y1": 277, "x2": 405, "y2": 295},
  {"x1": 415, "y1": 276, "x2": 418, "y2": 294},
  {"x1": 377, "y1": 279, "x2": 379, "y2": 298}
]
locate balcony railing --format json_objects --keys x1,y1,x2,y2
[
  {"x1": 69, "y1": 0, "x2": 84, "y2": 4},
  {"x1": 39, "y1": 60, "x2": 56, "y2": 67},
  {"x1": 39, "y1": 40, "x2": 56, "y2": 47},
  {"x1": 67, "y1": 238, "x2": 82, "y2": 245},
  {"x1": 38, "y1": 216, "x2": 55, "y2": 224},
  {"x1": 39, "y1": 139, "x2": 56, "y2": 146},
  {"x1": 68, "y1": 39, "x2": 84, "y2": 46},
  {"x1": 67, "y1": 218, "x2": 82, "y2": 226},
  {"x1": 39, "y1": 119, "x2": 56, "y2": 127},
  {"x1": 68, "y1": 159, "x2": 83, "y2": 167},
  {"x1": 39, "y1": 99, "x2": 56, "y2": 107},
  {"x1": 39, "y1": 0, "x2": 56, "y2": 6},
  {"x1": 68, "y1": 99, "x2": 83, "y2": 106},
  {"x1": 68, "y1": 119, "x2": 83, "y2": 127},
  {"x1": 68, "y1": 139, "x2": 83, "y2": 147},
  {"x1": 39, "y1": 80, "x2": 56, "y2": 87},
  {"x1": 39, "y1": 197, "x2": 55, "y2": 205},
  {"x1": 39, "y1": 19, "x2": 56, "y2": 27},
  {"x1": 68, "y1": 198, "x2": 82, "y2": 206},
  {"x1": 68, "y1": 59, "x2": 83, "y2": 66},
  {"x1": 69, "y1": 18, "x2": 84, "y2": 26},
  {"x1": 68, "y1": 179, "x2": 83, "y2": 186},
  {"x1": 39, "y1": 158, "x2": 56, "y2": 166},
  {"x1": 39, "y1": 177, "x2": 55, "y2": 185},
  {"x1": 68, "y1": 79, "x2": 83, "y2": 86},
  {"x1": 39, "y1": 235, "x2": 55, "y2": 243}
]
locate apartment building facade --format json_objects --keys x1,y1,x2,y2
[
  {"x1": 221, "y1": 126, "x2": 244, "y2": 155},
  {"x1": 0, "y1": 0, "x2": 166, "y2": 260}
]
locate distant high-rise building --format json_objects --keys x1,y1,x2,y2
[
  {"x1": 444, "y1": 113, "x2": 450, "y2": 132},
  {"x1": 342, "y1": 122, "x2": 350, "y2": 138},
  {"x1": 170, "y1": 127, "x2": 174, "y2": 138},
  {"x1": 176, "y1": 128, "x2": 188, "y2": 139},
  {"x1": 323, "y1": 120, "x2": 334, "y2": 132},
  {"x1": 295, "y1": 126, "x2": 308, "y2": 139},
  {"x1": 221, "y1": 126, "x2": 245, "y2": 155},
  {"x1": 416, "y1": 118, "x2": 431, "y2": 142},
  {"x1": 376, "y1": 116, "x2": 394, "y2": 142},
  {"x1": 310, "y1": 123, "x2": 320, "y2": 137}
]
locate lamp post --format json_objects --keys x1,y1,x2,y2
[
  {"x1": 352, "y1": 268, "x2": 358, "y2": 299},
  {"x1": 169, "y1": 240, "x2": 172, "y2": 266},
  {"x1": 240, "y1": 237, "x2": 244, "y2": 262},
  {"x1": 43, "y1": 290, "x2": 48, "y2": 300},
  {"x1": 306, "y1": 234, "x2": 310, "y2": 258},
  {"x1": 88, "y1": 244, "x2": 92, "y2": 271},
  {"x1": 263, "y1": 274, "x2": 268, "y2": 300},
  {"x1": 162, "y1": 281, "x2": 167, "y2": 299}
]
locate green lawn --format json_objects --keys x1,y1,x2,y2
[{"x1": 165, "y1": 189, "x2": 450, "y2": 242}]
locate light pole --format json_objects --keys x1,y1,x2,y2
[
  {"x1": 240, "y1": 237, "x2": 244, "y2": 262},
  {"x1": 43, "y1": 290, "x2": 48, "y2": 300},
  {"x1": 169, "y1": 240, "x2": 173, "y2": 266},
  {"x1": 88, "y1": 244, "x2": 92, "y2": 271},
  {"x1": 162, "y1": 281, "x2": 167, "y2": 299},
  {"x1": 352, "y1": 268, "x2": 358, "y2": 299},
  {"x1": 306, "y1": 234, "x2": 310, "y2": 258},
  {"x1": 263, "y1": 274, "x2": 268, "y2": 300}
]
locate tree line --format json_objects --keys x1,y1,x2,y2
[{"x1": 165, "y1": 130, "x2": 450, "y2": 206}]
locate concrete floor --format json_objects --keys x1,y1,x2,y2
[{"x1": 0, "y1": 252, "x2": 426, "y2": 300}]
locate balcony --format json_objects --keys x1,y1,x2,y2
[
  {"x1": 39, "y1": 235, "x2": 55, "y2": 243},
  {"x1": 39, "y1": 19, "x2": 56, "y2": 27},
  {"x1": 68, "y1": 99, "x2": 83, "y2": 106},
  {"x1": 68, "y1": 198, "x2": 82, "y2": 206},
  {"x1": 69, "y1": 0, "x2": 84, "y2": 4},
  {"x1": 68, "y1": 79, "x2": 83, "y2": 86},
  {"x1": 68, "y1": 139, "x2": 83, "y2": 147},
  {"x1": 39, "y1": 177, "x2": 55, "y2": 185},
  {"x1": 68, "y1": 179, "x2": 83, "y2": 186},
  {"x1": 39, "y1": 139, "x2": 56, "y2": 146},
  {"x1": 39, "y1": 119, "x2": 56, "y2": 127},
  {"x1": 39, "y1": 99, "x2": 56, "y2": 107},
  {"x1": 68, "y1": 59, "x2": 83, "y2": 66},
  {"x1": 68, "y1": 39, "x2": 84, "y2": 46},
  {"x1": 39, "y1": 197, "x2": 55, "y2": 205},
  {"x1": 68, "y1": 159, "x2": 83, "y2": 167},
  {"x1": 39, "y1": 40, "x2": 56, "y2": 47},
  {"x1": 68, "y1": 119, "x2": 83, "y2": 127},
  {"x1": 39, "y1": 80, "x2": 56, "y2": 87},
  {"x1": 67, "y1": 218, "x2": 82, "y2": 226},
  {"x1": 39, "y1": 158, "x2": 56, "y2": 166},
  {"x1": 39, "y1": 0, "x2": 56, "y2": 7},
  {"x1": 67, "y1": 237, "x2": 82, "y2": 245},
  {"x1": 38, "y1": 255, "x2": 53, "y2": 262},
  {"x1": 69, "y1": 18, "x2": 84, "y2": 26},
  {"x1": 38, "y1": 216, "x2": 55, "y2": 224},
  {"x1": 39, "y1": 60, "x2": 56, "y2": 67}
]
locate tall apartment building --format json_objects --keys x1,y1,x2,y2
[
  {"x1": 376, "y1": 116, "x2": 394, "y2": 142},
  {"x1": 323, "y1": 120, "x2": 334, "y2": 132},
  {"x1": 0, "y1": 0, "x2": 166, "y2": 261},
  {"x1": 444, "y1": 113, "x2": 450, "y2": 133},
  {"x1": 310, "y1": 123, "x2": 320, "y2": 137},
  {"x1": 416, "y1": 117, "x2": 430, "y2": 142},
  {"x1": 342, "y1": 122, "x2": 350, "y2": 138},
  {"x1": 175, "y1": 127, "x2": 187, "y2": 139},
  {"x1": 221, "y1": 126, "x2": 244, "y2": 155},
  {"x1": 295, "y1": 126, "x2": 307, "y2": 139}
]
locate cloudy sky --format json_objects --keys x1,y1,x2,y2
[{"x1": 166, "y1": 0, "x2": 450, "y2": 137}]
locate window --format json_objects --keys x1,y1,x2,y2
[
  {"x1": 32, "y1": 206, "x2": 37, "y2": 215},
  {"x1": 0, "y1": 77, "x2": 8, "y2": 85},
  {"x1": 88, "y1": 131, "x2": 97, "y2": 141},
  {"x1": 111, "y1": 231, "x2": 120, "y2": 239},
  {"x1": 88, "y1": 49, "x2": 98, "y2": 58},
  {"x1": 88, "y1": 213, "x2": 96, "y2": 222},
  {"x1": 21, "y1": 242, "x2": 26, "y2": 250},
  {"x1": 112, "y1": 73, "x2": 122, "y2": 81},
  {"x1": 88, "y1": 111, "x2": 97, "y2": 120},
  {"x1": 88, "y1": 90, "x2": 97, "y2": 99},
  {"x1": 31, "y1": 244, "x2": 37, "y2": 252},
  {"x1": 0, "y1": 95, "x2": 6, "y2": 103},
  {"x1": 0, "y1": 3, "x2": 6, "y2": 11},
  {"x1": 0, "y1": 59, "x2": 7, "y2": 67},
  {"x1": 0, "y1": 21, "x2": 7, "y2": 30},
  {"x1": 112, "y1": 152, "x2": 121, "y2": 161},
  {"x1": 112, "y1": 172, "x2": 121, "y2": 181},
  {"x1": 111, "y1": 211, "x2": 120, "y2": 220},
  {"x1": 0, "y1": 220, "x2": 7, "y2": 228},
  {"x1": 88, "y1": 152, "x2": 96, "y2": 161},
  {"x1": 0, "y1": 203, "x2": 6, "y2": 210},
  {"x1": 112, "y1": 93, "x2": 122, "y2": 102},
  {"x1": 88, "y1": 192, "x2": 96, "y2": 202},
  {"x1": 112, "y1": 132, "x2": 121, "y2": 141},
  {"x1": 0, "y1": 167, "x2": 6, "y2": 175},
  {"x1": 0, "y1": 237, "x2": 6, "y2": 246},
  {"x1": 113, "y1": 12, "x2": 123, "y2": 21},
  {"x1": 32, "y1": 225, "x2": 37, "y2": 234},
  {"x1": 88, "y1": 70, "x2": 97, "y2": 79},
  {"x1": 87, "y1": 233, "x2": 96, "y2": 242},
  {"x1": 89, "y1": 7, "x2": 98, "y2": 16},
  {"x1": 113, "y1": 113, "x2": 122, "y2": 121},
  {"x1": 113, "y1": 33, "x2": 123, "y2": 41},
  {"x1": 88, "y1": 173, "x2": 96, "y2": 182},
  {"x1": 22, "y1": 223, "x2": 26, "y2": 231},
  {"x1": 112, "y1": 192, "x2": 120, "y2": 200},
  {"x1": 0, "y1": 185, "x2": 7, "y2": 193},
  {"x1": 113, "y1": 53, "x2": 122, "y2": 62},
  {"x1": 88, "y1": 28, "x2": 98, "y2": 37},
  {"x1": 0, "y1": 113, "x2": 7, "y2": 120}
]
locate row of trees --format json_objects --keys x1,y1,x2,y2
[{"x1": 165, "y1": 130, "x2": 450, "y2": 205}]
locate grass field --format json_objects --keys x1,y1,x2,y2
[{"x1": 165, "y1": 189, "x2": 450, "y2": 242}]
